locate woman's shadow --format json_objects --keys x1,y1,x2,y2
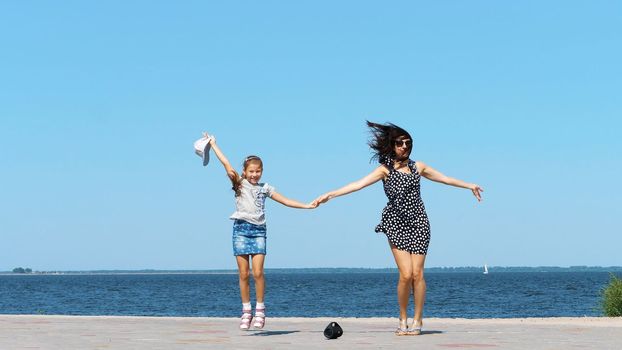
[{"x1": 247, "y1": 329, "x2": 443, "y2": 336}]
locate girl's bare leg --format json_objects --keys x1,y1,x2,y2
[
  {"x1": 251, "y1": 254, "x2": 266, "y2": 303},
  {"x1": 236, "y1": 255, "x2": 251, "y2": 303},
  {"x1": 410, "y1": 254, "x2": 426, "y2": 328}
]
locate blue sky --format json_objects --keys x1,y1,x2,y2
[{"x1": 1, "y1": 1, "x2": 620, "y2": 270}]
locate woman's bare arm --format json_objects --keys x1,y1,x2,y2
[
  {"x1": 313, "y1": 165, "x2": 389, "y2": 205},
  {"x1": 417, "y1": 161, "x2": 483, "y2": 201}
]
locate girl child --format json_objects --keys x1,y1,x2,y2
[
  {"x1": 313, "y1": 121, "x2": 483, "y2": 335},
  {"x1": 206, "y1": 133, "x2": 317, "y2": 330}
]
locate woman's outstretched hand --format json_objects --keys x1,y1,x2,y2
[
  {"x1": 312, "y1": 193, "x2": 331, "y2": 207},
  {"x1": 469, "y1": 184, "x2": 484, "y2": 201}
]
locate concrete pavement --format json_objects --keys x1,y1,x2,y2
[{"x1": 1, "y1": 315, "x2": 621, "y2": 349}]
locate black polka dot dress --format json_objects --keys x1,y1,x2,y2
[{"x1": 375, "y1": 156, "x2": 431, "y2": 255}]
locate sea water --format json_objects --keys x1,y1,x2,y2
[{"x1": 0, "y1": 271, "x2": 613, "y2": 318}]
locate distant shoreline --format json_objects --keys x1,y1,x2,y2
[{"x1": 2, "y1": 266, "x2": 622, "y2": 275}]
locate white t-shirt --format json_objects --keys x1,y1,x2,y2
[{"x1": 230, "y1": 179, "x2": 275, "y2": 225}]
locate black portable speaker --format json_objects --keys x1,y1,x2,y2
[{"x1": 323, "y1": 321, "x2": 343, "y2": 339}]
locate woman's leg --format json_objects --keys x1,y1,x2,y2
[
  {"x1": 410, "y1": 254, "x2": 426, "y2": 328},
  {"x1": 390, "y1": 243, "x2": 414, "y2": 322},
  {"x1": 236, "y1": 255, "x2": 251, "y2": 303},
  {"x1": 251, "y1": 254, "x2": 266, "y2": 303}
]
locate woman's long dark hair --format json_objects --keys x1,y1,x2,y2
[{"x1": 366, "y1": 121, "x2": 412, "y2": 163}]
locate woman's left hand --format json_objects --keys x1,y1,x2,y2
[
  {"x1": 469, "y1": 184, "x2": 484, "y2": 201},
  {"x1": 312, "y1": 193, "x2": 331, "y2": 207}
]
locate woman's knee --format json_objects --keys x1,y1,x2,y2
[
  {"x1": 398, "y1": 269, "x2": 414, "y2": 284},
  {"x1": 411, "y1": 269, "x2": 424, "y2": 282}
]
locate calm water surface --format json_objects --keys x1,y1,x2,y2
[{"x1": 0, "y1": 272, "x2": 612, "y2": 318}]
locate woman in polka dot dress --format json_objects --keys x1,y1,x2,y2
[{"x1": 313, "y1": 121, "x2": 483, "y2": 335}]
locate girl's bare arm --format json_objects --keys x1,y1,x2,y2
[
  {"x1": 208, "y1": 135, "x2": 237, "y2": 180},
  {"x1": 270, "y1": 192, "x2": 317, "y2": 209}
]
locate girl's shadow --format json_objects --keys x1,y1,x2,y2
[{"x1": 248, "y1": 330, "x2": 300, "y2": 336}]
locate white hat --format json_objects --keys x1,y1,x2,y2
[{"x1": 194, "y1": 135, "x2": 212, "y2": 166}]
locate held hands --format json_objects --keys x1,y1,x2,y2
[
  {"x1": 306, "y1": 201, "x2": 319, "y2": 209},
  {"x1": 311, "y1": 193, "x2": 332, "y2": 208},
  {"x1": 304, "y1": 197, "x2": 323, "y2": 209},
  {"x1": 469, "y1": 184, "x2": 484, "y2": 202}
]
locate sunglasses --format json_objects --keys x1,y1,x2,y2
[{"x1": 394, "y1": 139, "x2": 412, "y2": 148}]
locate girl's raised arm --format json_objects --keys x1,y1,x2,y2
[
  {"x1": 208, "y1": 135, "x2": 238, "y2": 181},
  {"x1": 416, "y1": 161, "x2": 483, "y2": 201},
  {"x1": 313, "y1": 165, "x2": 388, "y2": 205}
]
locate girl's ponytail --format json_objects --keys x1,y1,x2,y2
[{"x1": 230, "y1": 169, "x2": 243, "y2": 197}]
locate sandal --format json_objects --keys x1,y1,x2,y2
[
  {"x1": 253, "y1": 308, "x2": 266, "y2": 329},
  {"x1": 394, "y1": 318, "x2": 409, "y2": 336},
  {"x1": 408, "y1": 321, "x2": 423, "y2": 335},
  {"x1": 239, "y1": 309, "x2": 252, "y2": 330}
]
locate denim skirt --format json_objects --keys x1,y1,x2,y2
[{"x1": 232, "y1": 219, "x2": 267, "y2": 256}]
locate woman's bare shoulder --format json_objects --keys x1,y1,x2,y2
[
  {"x1": 375, "y1": 163, "x2": 391, "y2": 174},
  {"x1": 414, "y1": 160, "x2": 428, "y2": 172}
]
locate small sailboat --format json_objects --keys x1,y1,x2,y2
[{"x1": 483, "y1": 264, "x2": 489, "y2": 275}]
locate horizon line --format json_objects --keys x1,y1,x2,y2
[{"x1": 3, "y1": 265, "x2": 622, "y2": 273}]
